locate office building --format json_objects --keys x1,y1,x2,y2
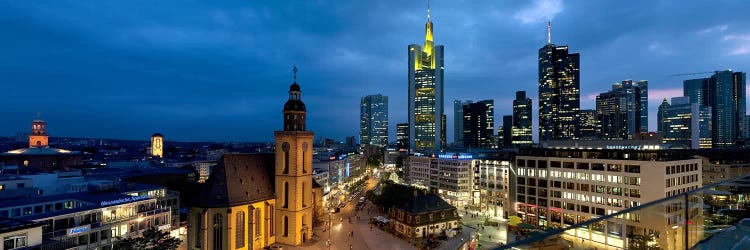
[
  {"x1": 462, "y1": 100, "x2": 494, "y2": 148},
  {"x1": 407, "y1": 154, "x2": 476, "y2": 207},
  {"x1": 683, "y1": 70, "x2": 747, "y2": 147},
  {"x1": 396, "y1": 123, "x2": 409, "y2": 152},
  {"x1": 408, "y1": 3, "x2": 445, "y2": 152},
  {"x1": 500, "y1": 115, "x2": 513, "y2": 148},
  {"x1": 636, "y1": 80, "x2": 649, "y2": 133},
  {"x1": 578, "y1": 109, "x2": 598, "y2": 140},
  {"x1": 476, "y1": 158, "x2": 511, "y2": 218},
  {"x1": 660, "y1": 97, "x2": 712, "y2": 149},
  {"x1": 454, "y1": 100, "x2": 472, "y2": 146},
  {"x1": 151, "y1": 133, "x2": 163, "y2": 158},
  {"x1": 360, "y1": 94, "x2": 389, "y2": 147},
  {"x1": 539, "y1": 22, "x2": 580, "y2": 141},
  {"x1": 510, "y1": 148, "x2": 702, "y2": 249},
  {"x1": 512, "y1": 91, "x2": 532, "y2": 146},
  {"x1": 657, "y1": 98, "x2": 670, "y2": 137},
  {"x1": 596, "y1": 80, "x2": 647, "y2": 140}
]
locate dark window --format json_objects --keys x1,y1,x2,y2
[
  {"x1": 213, "y1": 214, "x2": 223, "y2": 250},
  {"x1": 235, "y1": 212, "x2": 245, "y2": 248},
  {"x1": 625, "y1": 165, "x2": 640, "y2": 173}
]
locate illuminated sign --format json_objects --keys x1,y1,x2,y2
[
  {"x1": 338, "y1": 154, "x2": 347, "y2": 160},
  {"x1": 100, "y1": 195, "x2": 150, "y2": 207},
  {"x1": 437, "y1": 153, "x2": 473, "y2": 159},
  {"x1": 67, "y1": 225, "x2": 90, "y2": 236}
]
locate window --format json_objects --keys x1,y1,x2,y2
[
  {"x1": 235, "y1": 212, "x2": 245, "y2": 248},
  {"x1": 283, "y1": 216, "x2": 289, "y2": 237},
  {"x1": 213, "y1": 214, "x2": 223, "y2": 250},
  {"x1": 282, "y1": 142, "x2": 290, "y2": 174},
  {"x1": 302, "y1": 182, "x2": 306, "y2": 207},
  {"x1": 625, "y1": 165, "x2": 640, "y2": 173},
  {"x1": 268, "y1": 204, "x2": 274, "y2": 236},
  {"x1": 283, "y1": 182, "x2": 289, "y2": 208},
  {"x1": 255, "y1": 207, "x2": 261, "y2": 236},
  {"x1": 3, "y1": 234, "x2": 27, "y2": 249}
]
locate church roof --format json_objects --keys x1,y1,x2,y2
[{"x1": 192, "y1": 153, "x2": 276, "y2": 208}]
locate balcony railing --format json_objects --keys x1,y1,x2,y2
[{"x1": 498, "y1": 174, "x2": 750, "y2": 250}]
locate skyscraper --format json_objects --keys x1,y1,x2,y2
[
  {"x1": 538, "y1": 22, "x2": 580, "y2": 141},
  {"x1": 396, "y1": 123, "x2": 409, "y2": 152},
  {"x1": 501, "y1": 115, "x2": 513, "y2": 148},
  {"x1": 657, "y1": 98, "x2": 670, "y2": 137},
  {"x1": 661, "y1": 97, "x2": 712, "y2": 149},
  {"x1": 462, "y1": 100, "x2": 494, "y2": 148},
  {"x1": 408, "y1": 2, "x2": 444, "y2": 152},
  {"x1": 360, "y1": 94, "x2": 389, "y2": 147},
  {"x1": 512, "y1": 91, "x2": 532, "y2": 146},
  {"x1": 595, "y1": 80, "x2": 646, "y2": 140},
  {"x1": 636, "y1": 80, "x2": 649, "y2": 132},
  {"x1": 454, "y1": 100, "x2": 472, "y2": 146},
  {"x1": 578, "y1": 109, "x2": 598, "y2": 139},
  {"x1": 684, "y1": 70, "x2": 746, "y2": 147}
]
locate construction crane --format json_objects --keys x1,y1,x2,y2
[{"x1": 669, "y1": 71, "x2": 715, "y2": 77}]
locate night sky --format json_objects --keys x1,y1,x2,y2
[{"x1": 2, "y1": 0, "x2": 749, "y2": 142}]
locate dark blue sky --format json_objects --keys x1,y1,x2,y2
[{"x1": 2, "y1": 0, "x2": 749, "y2": 142}]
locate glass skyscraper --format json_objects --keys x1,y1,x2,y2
[
  {"x1": 538, "y1": 24, "x2": 580, "y2": 141},
  {"x1": 454, "y1": 100, "x2": 472, "y2": 146},
  {"x1": 512, "y1": 91, "x2": 532, "y2": 146},
  {"x1": 661, "y1": 97, "x2": 712, "y2": 149},
  {"x1": 396, "y1": 123, "x2": 409, "y2": 152},
  {"x1": 408, "y1": 3, "x2": 444, "y2": 152},
  {"x1": 360, "y1": 94, "x2": 388, "y2": 147},
  {"x1": 683, "y1": 70, "x2": 746, "y2": 147},
  {"x1": 462, "y1": 100, "x2": 494, "y2": 148}
]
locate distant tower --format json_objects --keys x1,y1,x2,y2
[
  {"x1": 275, "y1": 66, "x2": 314, "y2": 245},
  {"x1": 29, "y1": 114, "x2": 49, "y2": 148},
  {"x1": 151, "y1": 133, "x2": 164, "y2": 157}
]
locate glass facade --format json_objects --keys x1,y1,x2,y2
[
  {"x1": 360, "y1": 94, "x2": 388, "y2": 147},
  {"x1": 683, "y1": 70, "x2": 746, "y2": 147},
  {"x1": 538, "y1": 44, "x2": 580, "y2": 141},
  {"x1": 408, "y1": 11, "x2": 444, "y2": 152},
  {"x1": 512, "y1": 91, "x2": 533, "y2": 146},
  {"x1": 462, "y1": 100, "x2": 494, "y2": 148}
]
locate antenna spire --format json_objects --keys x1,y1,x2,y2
[
  {"x1": 293, "y1": 65, "x2": 298, "y2": 82},
  {"x1": 547, "y1": 21, "x2": 551, "y2": 44},
  {"x1": 427, "y1": 0, "x2": 430, "y2": 21}
]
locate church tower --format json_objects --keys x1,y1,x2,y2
[
  {"x1": 274, "y1": 66, "x2": 314, "y2": 245},
  {"x1": 29, "y1": 114, "x2": 49, "y2": 148}
]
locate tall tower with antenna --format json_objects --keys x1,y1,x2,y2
[{"x1": 538, "y1": 21, "x2": 581, "y2": 141}]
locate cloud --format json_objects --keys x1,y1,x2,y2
[
  {"x1": 697, "y1": 24, "x2": 728, "y2": 35},
  {"x1": 648, "y1": 42, "x2": 673, "y2": 55},
  {"x1": 648, "y1": 88, "x2": 683, "y2": 102},
  {"x1": 513, "y1": 0, "x2": 563, "y2": 24},
  {"x1": 722, "y1": 34, "x2": 750, "y2": 55}
]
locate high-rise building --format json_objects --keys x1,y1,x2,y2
[
  {"x1": 454, "y1": 100, "x2": 472, "y2": 146},
  {"x1": 360, "y1": 94, "x2": 389, "y2": 147},
  {"x1": 578, "y1": 109, "x2": 598, "y2": 140},
  {"x1": 683, "y1": 70, "x2": 746, "y2": 147},
  {"x1": 657, "y1": 98, "x2": 670, "y2": 137},
  {"x1": 151, "y1": 133, "x2": 163, "y2": 157},
  {"x1": 539, "y1": 22, "x2": 580, "y2": 141},
  {"x1": 462, "y1": 100, "x2": 494, "y2": 148},
  {"x1": 512, "y1": 91, "x2": 532, "y2": 146},
  {"x1": 636, "y1": 80, "x2": 649, "y2": 132},
  {"x1": 408, "y1": 3, "x2": 444, "y2": 152},
  {"x1": 396, "y1": 123, "x2": 409, "y2": 152},
  {"x1": 661, "y1": 97, "x2": 712, "y2": 149},
  {"x1": 596, "y1": 80, "x2": 646, "y2": 140},
  {"x1": 501, "y1": 115, "x2": 513, "y2": 148}
]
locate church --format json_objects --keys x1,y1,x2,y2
[{"x1": 188, "y1": 67, "x2": 323, "y2": 250}]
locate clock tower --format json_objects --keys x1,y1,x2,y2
[
  {"x1": 28, "y1": 114, "x2": 49, "y2": 148},
  {"x1": 274, "y1": 66, "x2": 314, "y2": 245}
]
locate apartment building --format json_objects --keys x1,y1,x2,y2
[{"x1": 511, "y1": 148, "x2": 702, "y2": 249}]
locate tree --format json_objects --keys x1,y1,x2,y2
[{"x1": 113, "y1": 227, "x2": 182, "y2": 250}]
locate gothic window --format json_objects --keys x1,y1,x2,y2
[
  {"x1": 235, "y1": 212, "x2": 245, "y2": 248},
  {"x1": 283, "y1": 182, "x2": 289, "y2": 208},
  {"x1": 213, "y1": 214, "x2": 223, "y2": 250},
  {"x1": 283, "y1": 216, "x2": 289, "y2": 237},
  {"x1": 254, "y1": 207, "x2": 261, "y2": 236},
  {"x1": 268, "y1": 204, "x2": 275, "y2": 236},
  {"x1": 302, "y1": 182, "x2": 306, "y2": 207},
  {"x1": 282, "y1": 142, "x2": 290, "y2": 174}
]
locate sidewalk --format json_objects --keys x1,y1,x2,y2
[{"x1": 457, "y1": 207, "x2": 508, "y2": 249}]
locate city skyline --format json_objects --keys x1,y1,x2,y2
[{"x1": 2, "y1": 1, "x2": 750, "y2": 142}]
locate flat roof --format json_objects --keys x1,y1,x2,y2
[{"x1": 0, "y1": 216, "x2": 43, "y2": 234}]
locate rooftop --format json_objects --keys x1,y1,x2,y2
[
  {"x1": 2, "y1": 147, "x2": 77, "y2": 155},
  {"x1": 0, "y1": 216, "x2": 43, "y2": 234}
]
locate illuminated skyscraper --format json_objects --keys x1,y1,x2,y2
[
  {"x1": 396, "y1": 123, "x2": 409, "y2": 152},
  {"x1": 538, "y1": 22, "x2": 580, "y2": 141},
  {"x1": 512, "y1": 91, "x2": 532, "y2": 146},
  {"x1": 454, "y1": 100, "x2": 472, "y2": 146},
  {"x1": 408, "y1": 1, "x2": 444, "y2": 152},
  {"x1": 595, "y1": 80, "x2": 646, "y2": 140},
  {"x1": 578, "y1": 109, "x2": 598, "y2": 140},
  {"x1": 661, "y1": 97, "x2": 712, "y2": 149},
  {"x1": 462, "y1": 100, "x2": 494, "y2": 148},
  {"x1": 360, "y1": 94, "x2": 389, "y2": 147},
  {"x1": 683, "y1": 70, "x2": 746, "y2": 147}
]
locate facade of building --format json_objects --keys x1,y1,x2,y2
[
  {"x1": 512, "y1": 91, "x2": 532, "y2": 146},
  {"x1": 596, "y1": 80, "x2": 647, "y2": 140},
  {"x1": 500, "y1": 115, "x2": 513, "y2": 148},
  {"x1": 396, "y1": 123, "x2": 409, "y2": 152},
  {"x1": 538, "y1": 23, "x2": 580, "y2": 141},
  {"x1": 29, "y1": 117, "x2": 48, "y2": 148},
  {"x1": 151, "y1": 133, "x2": 164, "y2": 158},
  {"x1": 510, "y1": 148, "x2": 702, "y2": 249},
  {"x1": 578, "y1": 109, "x2": 598, "y2": 140},
  {"x1": 657, "y1": 98, "x2": 670, "y2": 138},
  {"x1": 453, "y1": 100, "x2": 472, "y2": 147},
  {"x1": 476, "y1": 159, "x2": 510, "y2": 218},
  {"x1": 360, "y1": 94, "x2": 389, "y2": 147},
  {"x1": 188, "y1": 67, "x2": 321, "y2": 249},
  {"x1": 462, "y1": 100, "x2": 494, "y2": 148},
  {"x1": 0, "y1": 217, "x2": 43, "y2": 250},
  {"x1": 407, "y1": 155, "x2": 475, "y2": 207},
  {"x1": 408, "y1": 5, "x2": 445, "y2": 152},
  {"x1": 388, "y1": 193, "x2": 460, "y2": 239},
  {"x1": 684, "y1": 70, "x2": 747, "y2": 147},
  {"x1": 661, "y1": 97, "x2": 712, "y2": 149}
]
